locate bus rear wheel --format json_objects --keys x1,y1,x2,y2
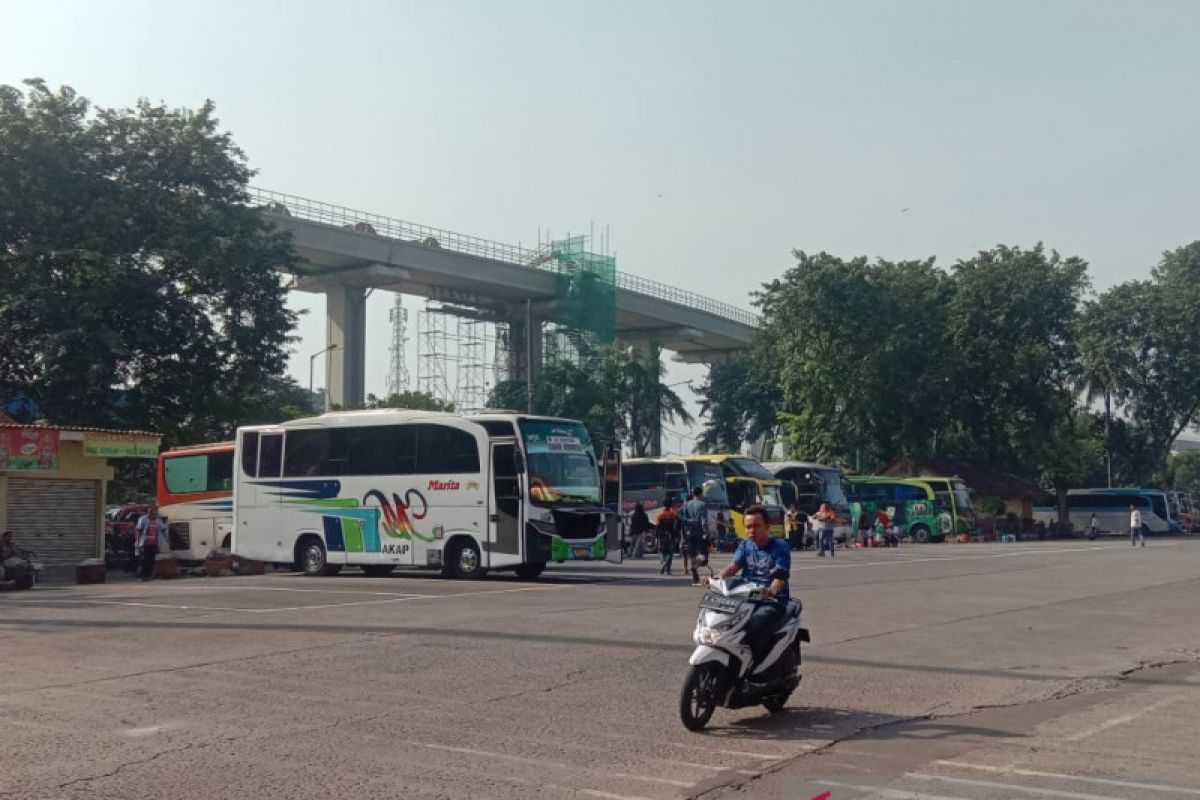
[
  {"x1": 514, "y1": 562, "x2": 545, "y2": 580},
  {"x1": 910, "y1": 524, "x2": 932, "y2": 544},
  {"x1": 444, "y1": 539, "x2": 487, "y2": 580}
]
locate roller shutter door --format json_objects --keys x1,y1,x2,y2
[{"x1": 6, "y1": 478, "x2": 101, "y2": 566}]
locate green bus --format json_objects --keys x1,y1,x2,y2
[{"x1": 847, "y1": 476, "x2": 975, "y2": 543}]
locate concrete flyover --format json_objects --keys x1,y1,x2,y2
[{"x1": 250, "y1": 188, "x2": 758, "y2": 409}]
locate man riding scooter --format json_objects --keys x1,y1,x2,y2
[{"x1": 702, "y1": 504, "x2": 790, "y2": 671}]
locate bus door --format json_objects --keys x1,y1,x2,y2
[
  {"x1": 601, "y1": 441, "x2": 623, "y2": 564},
  {"x1": 489, "y1": 441, "x2": 523, "y2": 567}
]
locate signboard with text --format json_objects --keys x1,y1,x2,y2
[
  {"x1": 82, "y1": 432, "x2": 161, "y2": 459},
  {"x1": 0, "y1": 428, "x2": 61, "y2": 472}
]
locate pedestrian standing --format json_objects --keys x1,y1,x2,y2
[
  {"x1": 816, "y1": 502, "x2": 836, "y2": 557},
  {"x1": 136, "y1": 502, "x2": 166, "y2": 580},
  {"x1": 657, "y1": 499, "x2": 681, "y2": 575},
  {"x1": 628, "y1": 503, "x2": 650, "y2": 559},
  {"x1": 1088, "y1": 512, "x2": 1100, "y2": 541},
  {"x1": 1130, "y1": 504, "x2": 1145, "y2": 547},
  {"x1": 680, "y1": 487, "x2": 708, "y2": 575}
]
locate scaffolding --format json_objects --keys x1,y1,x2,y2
[
  {"x1": 539, "y1": 234, "x2": 617, "y2": 365},
  {"x1": 416, "y1": 302, "x2": 505, "y2": 412},
  {"x1": 386, "y1": 294, "x2": 410, "y2": 397}
]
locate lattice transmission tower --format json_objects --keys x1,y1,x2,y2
[{"x1": 386, "y1": 294, "x2": 410, "y2": 397}]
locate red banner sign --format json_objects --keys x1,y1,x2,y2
[{"x1": 0, "y1": 428, "x2": 61, "y2": 471}]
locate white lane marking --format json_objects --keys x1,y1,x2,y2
[
  {"x1": 792, "y1": 543, "x2": 1178, "y2": 572},
  {"x1": 909, "y1": 772, "x2": 1138, "y2": 800},
  {"x1": 122, "y1": 725, "x2": 166, "y2": 737},
  {"x1": 396, "y1": 739, "x2": 692, "y2": 788},
  {"x1": 934, "y1": 761, "x2": 1200, "y2": 796},
  {"x1": 815, "y1": 780, "x2": 974, "y2": 800},
  {"x1": 1064, "y1": 695, "x2": 1179, "y2": 741},
  {"x1": 579, "y1": 791, "x2": 658, "y2": 800},
  {"x1": 654, "y1": 739, "x2": 786, "y2": 761},
  {"x1": 17, "y1": 584, "x2": 569, "y2": 615}
]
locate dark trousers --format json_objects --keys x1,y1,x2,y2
[
  {"x1": 745, "y1": 602, "x2": 785, "y2": 665},
  {"x1": 139, "y1": 544, "x2": 159, "y2": 579}
]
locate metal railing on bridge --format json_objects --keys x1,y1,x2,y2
[{"x1": 247, "y1": 187, "x2": 759, "y2": 329}]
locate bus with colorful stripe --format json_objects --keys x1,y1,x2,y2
[
  {"x1": 232, "y1": 410, "x2": 622, "y2": 579},
  {"x1": 157, "y1": 442, "x2": 235, "y2": 561}
]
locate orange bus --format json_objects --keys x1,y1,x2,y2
[{"x1": 157, "y1": 442, "x2": 235, "y2": 561}]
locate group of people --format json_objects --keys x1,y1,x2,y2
[{"x1": 624, "y1": 488, "x2": 716, "y2": 585}]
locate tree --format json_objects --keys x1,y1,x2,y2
[
  {"x1": 694, "y1": 359, "x2": 778, "y2": 455},
  {"x1": 0, "y1": 79, "x2": 297, "y2": 445},
  {"x1": 1083, "y1": 244, "x2": 1200, "y2": 485},
  {"x1": 755, "y1": 251, "x2": 955, "y2": 468},
  {"x1": 945, "y1": 244, "x2": 1090, "y2": 528},
  {"x1": 363, "y1": 391, "x2": 454, "y2": 412},
  {"x1": 622, "y1": 344, "x2": 692, "y2": 457},
  {"x1": 1169, "y1": 452, "x2": 1200, "y2": 494}
]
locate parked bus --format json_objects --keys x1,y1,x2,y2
[
  {"x1": 1032, "y1": 488, "x2": 1179, "y2": 536},
  {"x1": 157, "y1": 442, "x2": 235, "y2": 561},
  {"x1": 621, "y1": 457, "x2": 732, "y2": 550},
  {"x1": 233, "y1": 410, "x2": 621, "y2": 579},
  {"x1": 763, "y1": 461, "x2": 854, "y2": 542},
  {"x1": 683, "y1": 455, "x2": 787, "y2": 539},
  {"x1": 846, "y1": 476, "x2": 975, "y2": 543}
]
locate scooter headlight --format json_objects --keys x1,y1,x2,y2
[{"x1": 697, "y1": 626, "x2": 722, "y2": 645}]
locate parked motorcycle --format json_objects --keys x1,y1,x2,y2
[
  {"x1": 679, "y1": 577, "x2": 809, "y2": 731},
  {"x1": 2, "y1": 551, "x2": 44, "y2": 590}
]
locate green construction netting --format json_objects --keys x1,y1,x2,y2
[{"x1": 544, "y1": 236, "x2": 616, "y2": 364}]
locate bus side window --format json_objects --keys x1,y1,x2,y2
[
  {"x1": 241, "y1": 432, "x2": 259, "y2": 476},
  {"x1": 258, "y1": 434, "x2": 283, "y2": 478}
]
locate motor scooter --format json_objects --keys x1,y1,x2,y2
[{"x1": 679, "y1": 577, "x2": 809, "y2": 731}]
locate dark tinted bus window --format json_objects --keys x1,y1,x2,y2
[
  {"x1": 284, "y1": 429, "x2": 329, "y2": 477},
  {"x1": 258, "y1": 434, "x2": 283, "y2": 478},
  {"x1": 241, "y1": 432, "x2": 259, "y2": 476},
  {"x1": 418, "y1": 424, "x2": 481, "y2": 473},
  {"x1": 478, "y1": 420, "x2": 517, "y2": 437},
  {"x1": 895, "y1": 484, "x2": 927, "y2": 501},
  {"x1": 348, "y1": 425, "x2": 417, "y2": 475}
]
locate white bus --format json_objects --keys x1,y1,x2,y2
[
  {"x1": 233, "y1": 410, "x2": 622, "y2": 579},
  {"x1": 1033, "y1": 488, "x2": 1180, "y2": 536},
  {"x1": 158, "y1": 442, "x2": 235, "y2": 561}
]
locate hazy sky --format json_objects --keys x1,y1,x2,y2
[{"x1": 5, "y1": 1, "x2": 1199, "y2": 449}]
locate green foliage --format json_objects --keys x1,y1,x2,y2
[
  {"x1": 363, "y1": 391, "x2": 455, "y2": 412},
  {"x1": 0, "y1": 79, "x2": 298, "y2": 446},
  {"x1": 487, "y1": 344, "x2": 690, "y2": 456},
  {"x1": 1170, "y1": 452, "x2": 1200, "y2": 494},
  {"x1": 755, "y1": 251, "x2": 956, "y2": 467},
  {"x1": 694, "y1": 359, "x2": 778, "y2": 454}
]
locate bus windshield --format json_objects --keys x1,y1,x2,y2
[
  {"x1": 952, "y1": 480, "x2": 973, "y2": 513},
  {"x1": 816, "y1": 468, "x2": 850, "y2": 511},
  {"x1": 520, "y1": 420, "x2": 602, "y2": 507},
  {"x1": 687, "y1": 461, "x2": 729, "y2": 507},
  {"x1": 725, "y1": 458, "x2": 775, "y2": 480}
]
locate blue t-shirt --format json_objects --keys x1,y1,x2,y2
[{"x1": 732, "y1": 536, "x2": 791, "y2": 602}]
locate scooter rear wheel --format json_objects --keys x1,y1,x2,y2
[{"x1": 680, "y1": 663, "x2": 722, "y2": 731}]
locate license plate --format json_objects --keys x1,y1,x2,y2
[
  {"x1": 699, "y1": 592, "x2": 743, "y2": 613},
  {"x1": 573, "y1": 547, "x2": 592, "y2": 559}
]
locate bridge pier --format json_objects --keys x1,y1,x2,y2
[
  {"x1": 325, "y1": 285, "x2": 366, "y2": 410},
  {"x1": 504, "y1": 303, "x2": 543, "y2": 410}
]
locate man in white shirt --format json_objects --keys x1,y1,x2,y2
[{"x1": 1129, "y1": 504, "x2": 1145, "y2": 547}]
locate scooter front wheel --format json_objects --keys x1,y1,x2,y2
[{"x1": 680, "y1": 663, "x2": 722, "y2": 731}]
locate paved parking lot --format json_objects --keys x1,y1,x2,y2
[{"x1": 2, "y1": 539, "x2": 1199, "y2": 800}]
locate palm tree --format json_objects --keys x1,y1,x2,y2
[{"x1": 621, "y1": 345, "x2": 694, "y2": 457}]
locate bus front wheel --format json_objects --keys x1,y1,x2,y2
[
  {"x1": 298, "y1": 537, "x2": 340, "y2": 577},
  {"x1": 444, "y1": 539, "x2": 487, "y2": 580},
  {"x1": 514, "y1": 562, "x2": 545, "y2": 580},
  {"x1": 910, "y1": 525, "x2": 932, "y2": 544}
]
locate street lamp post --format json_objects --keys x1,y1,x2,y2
[{"x1": 309, "y1": 343, "x2": 339, "y2": 411}]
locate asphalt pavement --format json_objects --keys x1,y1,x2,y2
[{"x1": 1, "y1": 538, "x2": 1198, "y2": 800}]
